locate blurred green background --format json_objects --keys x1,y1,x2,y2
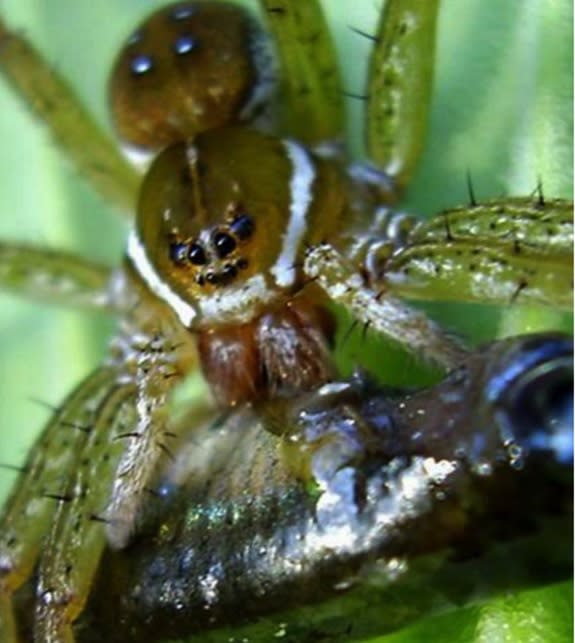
[{"x1": 0, "y1": 1, "x2": 572, "y2": 641}]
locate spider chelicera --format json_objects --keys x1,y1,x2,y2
[{"x1": 0, "y1": 1, "x2": 572, "y2": 643}]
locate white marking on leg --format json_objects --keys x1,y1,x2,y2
[{"x1": 270, "y1": 140, "x2": 315, "y2": 288}]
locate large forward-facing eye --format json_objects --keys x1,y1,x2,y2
[{"x1": 213, "y1": 232, "x2": 236, "y2": 258}]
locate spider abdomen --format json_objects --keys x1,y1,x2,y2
[{"x1": 109, "y1": 1, "x2": 277, "y2": 159}]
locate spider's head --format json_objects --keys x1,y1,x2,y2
[
  {"x1": 127, "y1": 127, "x2": 345, "y2": 329},
  {"x1": 109, "y1": 1, "x2": 277, "y2": 161}
]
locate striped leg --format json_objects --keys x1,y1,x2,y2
[
  {"x1": 33, "y1": 380, "x2": 138, "y2": 642},
  {"x1": 365, "y1": 0, "x2": 440, "y2": 194},
  {"x1": 258, "y1": 0, "x2": 345, "y2": 148},
  {"x1": 304, "y1": 243, "x2": 467, "y2": 369},
  {"x1": 0, "y1": 368, "x2": 123, "y2": 642},
  {"x1": 0, "y1": 243, "x2": 113, "y2": 312},
  {"x1": 381, "y1": 197, "x2": 574, "y2": 311},
  {"x1": 0, "y1": 16, "x2": 139, "y2": 215}
]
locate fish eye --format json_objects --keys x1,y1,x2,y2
[
  {"x1": 493, "y1": 337, "x2": 574, "y2": 465},
  {"x1": 508, "y1": 356, "x2": 573, "y2": 463}
]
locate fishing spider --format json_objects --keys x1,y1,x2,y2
[{"x1": 0, "y1": 0, "x2": 572, "y2": 641}]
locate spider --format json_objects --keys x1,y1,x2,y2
[{"x1": 0, "y1": 0, "x2": 572, "y2": 640}]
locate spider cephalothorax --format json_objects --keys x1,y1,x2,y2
[{"x1": 127, "y1": 125, "x2": 354, "y2": 402}]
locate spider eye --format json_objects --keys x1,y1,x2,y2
[
  {"x1": 213, "y1": 232, "x2": 237, "y2": 258},
  {"x1": 173, "y1": 34, "x2": 197, "y2": 56},
  {"x1": 230, "y1": 213, "x2": 254, "y2": 240},
  {"x1": 130, "y1": 54, "x2": 154, "y2": 76},
  {"x1": 171, "y1": 4, "x2": 195, "y2": 21},
  {"x1": 169, "y1": 241, "x2": 188, "y2": 264},
  {"x1": 222, "y1": 263, "x2": 238, "y2": 280},
  {"x1": 188, "y1": 242, "x2": 207, "y2": 265}
]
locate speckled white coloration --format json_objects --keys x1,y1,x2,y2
[
  {"x1": 105, "y1": 330, "x2": 179, "y2": 550},
  {"x1": 282, "y1": 455, "x2": 459, "y2": 562},
  {"x1": 270, "y1": 140, "x2": 315, "y2": 288},
  {"x1": 198, "y1": 273, "x2": 277, "y2": 325},
  {"x1": 317, "y1": 381, "x2": 352, "y2": 396},
  {"x1": 304, "y1": 244, "x2": 465, "y2": 368},
  {"x1": 198, "y1": 561, "x2": 224, "y2": 607}
]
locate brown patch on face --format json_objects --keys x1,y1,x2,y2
[
  {"x1": 257, "y1": 299, "x2": 336, "y2": 396},
  {"x1": 197, "y1": 323, "x2": 260, "y2": 406},
  {"x1": 197, "y1": 294, "x2": 336, "y2": 406}
]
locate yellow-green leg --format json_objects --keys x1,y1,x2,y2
[
  {"x1": 0, "y1": 16, "x2": 139, "y2": 215},
  {"x1": 383, "y1": 196, "x2": 574, "y2": 310},
  {"x1": 34, "y1": 381, "x2": 137, "y2": 642},
  {"x1": 304, "y1": 243, "x2": 467, "y2": 369},
  {"x1": 0, "y1": 368, "x2": 121, "y2": 642},
  {"x1": 0, "y1": 243, "x2": 113, "y2": 312},
  {"x1": 258, "y1": 0, "x2": 345, "y2": 148},
  {"x1": 365, "y1": 0, "x2": 440, "y2": 193}
]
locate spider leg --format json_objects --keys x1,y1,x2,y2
[
  {"x1": 258, "y1": 0, "x2": 345, "y2": 149},
  {"x1": 365, "y1": 0, "x2": 440, "y2": 195},
  {"x1": 0, "y1": 243, "x2": 114, "y2": 312},
  {"x1": 101, "y1": 324, "x2": 193, "y2": 549},
  {"x1": 1, "y1": 316, "x2": 192, "y2": 640},
  {"x1": 304, "y1": 243, "x2": 467, "y2": 369},
  {"x1": 381, "y1": 197, "x2": 574, "y2": 310},
  {"x1": 0, "y1": 367, "x2": 126, "y2": 643},
  {"x1": 0, "y1": 16, "x2": 139, "y2": 215},
  {"x1": 33, "y1": 379, "x2": 138, "y2": 642}
]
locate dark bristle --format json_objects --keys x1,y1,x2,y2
[{"x1": 349, "y1": 26, "x2": 378, "y2": 42}]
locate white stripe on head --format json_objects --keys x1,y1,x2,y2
[
  {"x1": 270, "y1": 140, "x2": 315, "y2": 288},
  {"x1": 127, "y1": 229, "x2": 197, "y2": 327}
]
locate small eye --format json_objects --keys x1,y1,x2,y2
[
  {"x1": 213, "y1": 232, "x2": 236, "y2": 258},
  {"x1": 127, "y1": 30, "x2": 143, "y2": 46},
  {"x1": 130, "y1": 54, "x2": 154, "y2": 76},
  {"x1": 188, "y1": 242, "x2": 207, "y2": 265},
  {"x1": 222, "y1": 264, "x2": 238, "y2": 280},
  {"x1": 169, "y1": 242, "x2": 188, "y2": 265},
  {"x1": 171, "y1": 4, "x2": 195, "y2": 20},
  {"x1": 173, "y1": 34, "x2": 197, "y2": 56},
  {"x1": 230, "y1": 213, "x2": 254, "y2": 240}
]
